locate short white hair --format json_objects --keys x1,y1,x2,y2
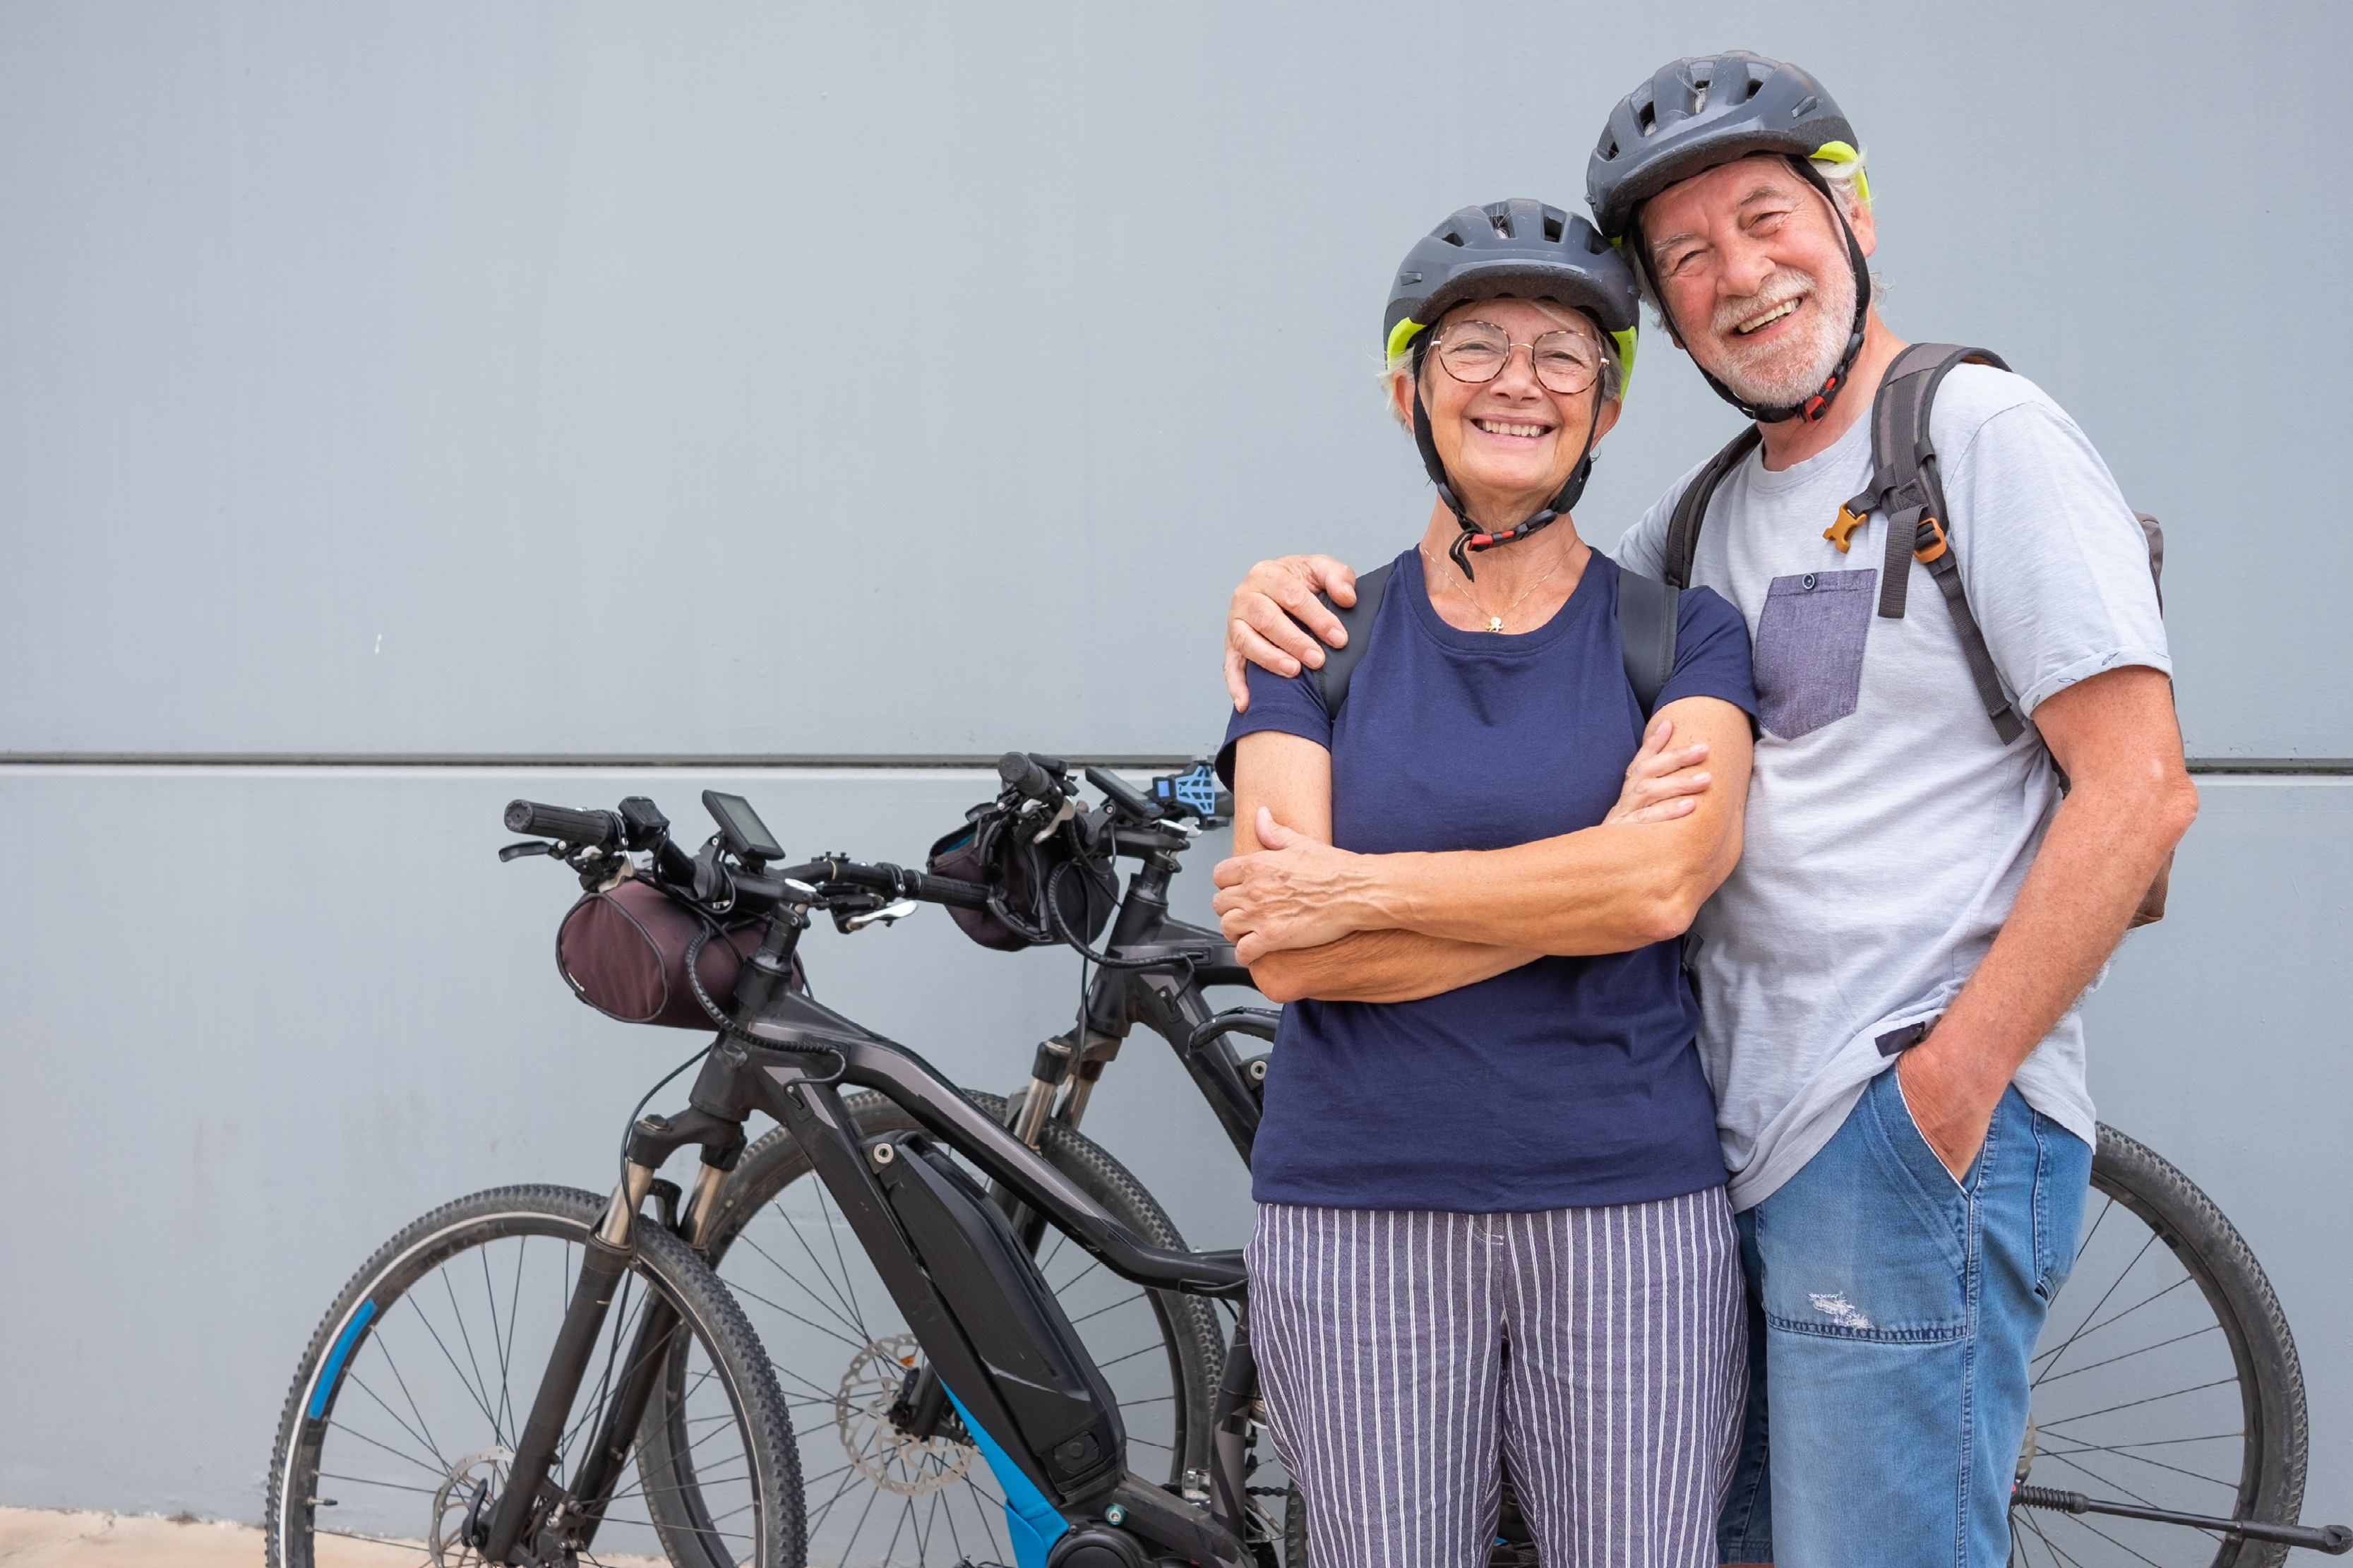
[{"x1": 1378, "y1": 299, "x2": 1625, "y2": 427}]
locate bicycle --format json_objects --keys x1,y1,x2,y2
[
  {"x1": 684, "y1": 754, "x2": 2347, "y2": 1568},
  {"x1": 271, "y1": 778, "x2": 1280, "y2": 1568}
]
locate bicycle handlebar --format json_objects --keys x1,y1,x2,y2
[
  {"x1": 996, "y1": 750, "x2": 1064, "y2": 804},
  {"x1": 779, "y1": 856, "x2": 990, "y2": 910},
  {"x1": 505, "y1": 799, "x2": 624, "y2": 849}
]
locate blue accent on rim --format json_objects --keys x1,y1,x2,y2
[
  {"x1": 306, "y1": 1298, "x2": 378, "y2": 1420},
  {"x1": 941, "y1": 1384, "x2": 1068, "y2": 1568}
]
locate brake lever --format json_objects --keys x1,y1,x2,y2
[
  {"x1": 844, "y1": 899, "x2": 919, "y2": 931},
  {"x1": 498, "y1": 839, "x2": 556, "y2": 862}
]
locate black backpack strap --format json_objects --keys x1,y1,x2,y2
[
  {"x1": 1660, "y1": 425, "x2": 1763, "y2": 588},
  {"x1": 1842, "y1": 343, "x2": 2028, "y2": 744},
  {"x1": 1310, "y1": 561, "x2": 1392, "y2": 716},
  {"x1": 1615, "y1": 565, "x2": 1680, "y2": 719}
]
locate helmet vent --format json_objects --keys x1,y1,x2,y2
[
  {"x1": 1600, "y1": 138, "x2": 1619, "y2": 161},
  {"x1": 1792, "y1": 94, "x2": 1818, "y2": 119},
  {"x1": 1542, "y1": 213, "x2": 1563, "y2": 241},
  {"x1": 1489, "y1": 210, "x2": 1513, "y2": 239},
  {"x1": 1636, "y1": 100, "x2": 1657, "y2": 135},
  {"x1": 1744, "y1": 76, "x2": 1764, "y2": 102},
  {"x1": 1439, "y1": 229, "x2": 1466, "y2": 247}
]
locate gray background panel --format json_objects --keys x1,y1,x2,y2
[
  {"x1": 1, "y1": 0, "x2": 2346, "y2": 1542},
  {"x1": 0, "y1": 769, "x2": 2342, "y2": 1531},
  {"x1": 0, "y1": 1, "x2": 2345, "y2": 759}
]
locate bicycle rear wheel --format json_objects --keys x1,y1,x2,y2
[
  {"x1": 2011, "y1": 1125, "x2": 2309, "y2": 1568},
  {"x1": 685, "y1": 1090, "x2": 1225, "y2": 1568},
  {"x1": 268, "y1": 1185, "x2": 798, "y2": 1568}
]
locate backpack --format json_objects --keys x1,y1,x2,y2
[
  {"x1": 1310, "y1": 557, "x2": 1683, "y2": 718},
  {"x1": 1656, "y1": 342, "x2": 2172, "y2": 926}
]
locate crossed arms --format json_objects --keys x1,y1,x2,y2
[{"x1": 1217, "y1": 695, "x2": 1755, "y2": 1004}]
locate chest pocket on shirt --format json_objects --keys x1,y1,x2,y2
[{"x1": 1753, "y1": 568, "x2": 1877, "y2": 740}]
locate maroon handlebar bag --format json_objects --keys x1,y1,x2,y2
[{"x1": 555, "y1": 877, "x2": 800, "y2": 1029}]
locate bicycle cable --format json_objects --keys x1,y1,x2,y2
[
  {"x1": 681, "y1": 919, "x2": 848, "y2": 1085},
  {"x1": 618, "y1": 1039, "x2": 715, "y2": 1185},
  {"x1": 1046, "y1": 856, "x2": 1209, "y2": 976}
]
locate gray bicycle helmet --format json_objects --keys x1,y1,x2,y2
[
  {"x1": 1586, "y1": 52, "x2": 1872, "y2": 425},
  {"x1": 1384, "y1": 199, "x2": 1640, "y2": 577}
]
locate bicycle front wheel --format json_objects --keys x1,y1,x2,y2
[
  {"x1": 268, "y1": 1185, "x2": 799, "y2": 1568},
  {"x1": 685, "y1": 1090, "x2": 1226, "y2": 1568},
  {"x1": 2011, "y1": 1125, "x2": 2309, "y2": 1568}
]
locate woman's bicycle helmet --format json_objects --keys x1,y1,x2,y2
[
  {"x1": 1586, "y1": 52, "x2": 1873, "y2": 426},
  {"x1": 1384, "y1": 198, "x2": 1639, "y2": 577}
]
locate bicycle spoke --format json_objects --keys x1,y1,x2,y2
[
  {"x1": 734, "y1": 1225, "x2": 871, "y2": 1343},
  {"x1": 338, "y1": 1374, "x2": 448, "y2": 1478},
  {"x1": 369, "y1": 1335, "x2": 447, "y2": 1475},
  {"x1": 814, "y1": 1183, "x2": 877, "y2": 1343},
  {"x1": 420, "y1": 1272, "x2": 506, "y2": 1439},
  {"x1": 322, "y1": 1413, "x2": 447, "y2": 1483},
  {"x1": 2016, "y1": 1507, "x2": 2091, "y2": 1568},
  {"x1": 1065, "y1": 1290, "x2": 1149, "y2": 1329},
  {"x1": 2035, "y1": 1375, "x2": 2236, "y2": 1429},
  {"x1": 2030, "y1": 1322, "x2": 2220, "y2": 1387},
  {"x1": 2037, "y1": 1436, "x2": 2237, "y2": 1490},
  {"x1": 2034, "y1": 1231, "x2": 2161, "y2": 1380}
]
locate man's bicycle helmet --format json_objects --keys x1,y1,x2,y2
[
  {"x1": 1586, "y1": 52, "x2": 1872, "y2": 425},
  {"x1": 1384, "y1": 198, "x2": 1639, "y2": 577}
]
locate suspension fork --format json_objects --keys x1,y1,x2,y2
[
  {"x1": 484, "y1": 1075, "x2": 753, "y2": 1562},
  {"x1": 557, "y1": 1156, "x2": 736, "y2": 1556},
  {"x1": 480, "y1": 1162, "x2": 655, "y2": 1563}
]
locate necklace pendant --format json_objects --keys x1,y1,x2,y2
[{"x1": 1486, "y1": 615, "x2": 1504, "y2": 633}]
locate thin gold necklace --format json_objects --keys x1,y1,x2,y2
[{"x1": 1421, "y1": 543, "x2": 1579, "y2": 632}]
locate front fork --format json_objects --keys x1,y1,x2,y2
[{"x1": 479, "y1": 1115, "x2": 743, "y2": 1564}]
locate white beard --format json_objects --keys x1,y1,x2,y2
[{"x1": 1702, "y1": 262, "x2": 1857, "y2": 409}]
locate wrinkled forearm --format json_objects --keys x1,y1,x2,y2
[
  {"x1": 1343, "y1": 820, "x2": 1737, "y2": 956},
  {"x1": 1250, "y1": 928, "x2": 1540, "y2": 1004}
]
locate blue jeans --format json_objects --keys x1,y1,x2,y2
[{"x1": 1714, "y1": 1067, "x2": 2092, "y2": 1567}]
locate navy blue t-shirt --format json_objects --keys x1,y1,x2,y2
[{"x1": 1217, "y1": 547, "x2": 1756, "y2": 1213}]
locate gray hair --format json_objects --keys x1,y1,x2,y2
[{"x1": 1379, "y1": 302, "x2": 1625, "y2": 428}]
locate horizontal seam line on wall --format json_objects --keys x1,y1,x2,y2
[
  {"x1": 0, "y1": 753, "x2": 1207, "y2": 770},
  {"x1": 0, "y1": 754, "x2": 2345, "y2": 774}
]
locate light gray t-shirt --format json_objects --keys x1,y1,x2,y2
[{"x1": 1615, "y1": 364, "x2": 2169, "y2": 1210}]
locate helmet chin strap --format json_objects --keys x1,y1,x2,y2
[
  {"x1": 1411, "y1": 352, "x2": 1603, "y2": 583},
  {"x1": 1636, "y1": 155, "x2": 1872, "y2": 426}
]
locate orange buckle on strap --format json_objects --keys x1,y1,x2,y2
[
  {"x1": 1824, "y1": 505, "x2": 1869, "y2": 553},
  {"x1": 1913, "y1": 516, "x2": 1950, "y2": 564}
]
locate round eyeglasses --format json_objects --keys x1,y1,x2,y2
[{"x1": 1432, "y1": 321, "x2": 1606, "y2": 397}]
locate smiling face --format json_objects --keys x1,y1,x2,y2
[
  {"x1": 1639, "y1": 154, "x2": 1875, "y2": 409},
  {"x1": 1389, "y1": 297, "x2": 1621, "y2": 524}
]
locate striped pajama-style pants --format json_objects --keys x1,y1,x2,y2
[{"x1": 1246, "y1": 1189, "x2": 1747, "y2": 1568}]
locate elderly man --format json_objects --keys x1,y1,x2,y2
[{"x1": 1212, "y1": 52, "x2": 2196, "y2": 1568}]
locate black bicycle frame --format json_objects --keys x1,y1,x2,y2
[{"x1": 489, "y1": 959, "x2": 1257, "y2": 1568}]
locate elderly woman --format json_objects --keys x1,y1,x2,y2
[{"x1": 1212, "y1": 201, "x2": 1757, "y2": 1568}]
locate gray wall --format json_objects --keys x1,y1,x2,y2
[{"x1": 0, "y1": 0, "x2": 2345, "y2": 1536}]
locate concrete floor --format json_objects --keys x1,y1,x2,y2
[{"x1": 0, "y1": 1508, "x2": 664, "y2": 1567}]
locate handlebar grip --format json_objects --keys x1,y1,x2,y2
[
  {"x1": 907, "y1": 871, "x2": 990, "y2": 909},
  {"x1": 996, "y1": 750, "x2": 1059, "y2": 803},
  {"x1": 503, "y1": 799, "x2": 623, "y2": 849}
]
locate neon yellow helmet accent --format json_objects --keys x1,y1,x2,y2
[{"x1": 1809, "y1": 140, "x2": 1872, "y2": 208}]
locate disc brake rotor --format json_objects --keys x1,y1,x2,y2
[
  {"x1": 835, "y1": 1332, "x2": 976, "y2": 1497},
  {"x1": 428, "y1": 1447, "x2": 513, "y2": 1568}
]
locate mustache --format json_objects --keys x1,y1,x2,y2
[{"x1": 1709, "y1": 268, "x2": 1820, "y2": 339}]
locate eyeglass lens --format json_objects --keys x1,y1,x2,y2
[{"x1": 1435, "y1": 323, "x2": 1602, "y2": 395}]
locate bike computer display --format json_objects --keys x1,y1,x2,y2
[{"x1": 702, "y1": 791, "x2": 785, "y2": 863}]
